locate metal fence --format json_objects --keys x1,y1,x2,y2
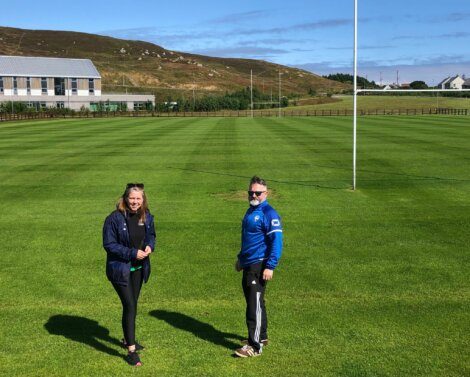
[{"x1": 0, "y1": 108, "x2": 469, "y2": 122}]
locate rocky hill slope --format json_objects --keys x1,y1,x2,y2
[{"x1": 0, "y1": 26, "x2": 349, "y2": 96}]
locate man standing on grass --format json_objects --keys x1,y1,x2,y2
[{"x1": 234, "y1": 176, "x2": 283, "y2": 358}]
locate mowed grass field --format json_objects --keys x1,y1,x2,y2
[
  {"x1": 292, "y1": 95, "x2": 470, "y2": 111},
  {"x1": 0, "y1": 116, "x2": 468, "y2": 377}
]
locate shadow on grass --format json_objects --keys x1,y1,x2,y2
[
  {"x1": 150, "y1": 310, "x2": 244, "y2": 350},
  {"x1": 44, "y1": 315, "x2": 122, "y2": 358},
  {"x1": 166, "y1": 166, "x2": 347, "y2": 189},
  {"x1": 167, "y1": 165, "x2": 470, "y2": 189}
]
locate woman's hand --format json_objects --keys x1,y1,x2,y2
[{"x1": 136, "y1": 246, "x2": 152, "y2": 260}]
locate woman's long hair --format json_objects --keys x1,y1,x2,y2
[{"x1": 116, "y1": 186, "x2": 148, "y2": 224}]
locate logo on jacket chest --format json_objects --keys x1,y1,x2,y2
[
  {"x1": 243, "y1": 213, "x2": 262, "y2": 230},
  {"x1": 247, "y1": 214, "x2": 261, "y2": 230}
]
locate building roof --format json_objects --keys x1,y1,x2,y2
[
  {"x1": 0, "y1": 55, "x2": 101, "y2": 78},
  {"x1": 437, "y1": 76, "x2": 451, "y2": 86}
]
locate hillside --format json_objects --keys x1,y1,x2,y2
[{"x1": 0, "y1": 26, "x2": 348, "y2": 97}]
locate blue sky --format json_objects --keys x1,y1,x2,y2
[{"x1": 2, "y1": 0, "x2": 470, "y2": 84}]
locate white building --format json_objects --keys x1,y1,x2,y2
[
  {"x1": 438, "y1": 75, "x2": 466, "y2": 90},
  {"x1": 0, "y1": 55, "x2": 154, "y2": 111}
]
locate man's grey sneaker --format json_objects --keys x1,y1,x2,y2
[
  {"x1": 234, "y1": 345, "x2": 262, "y2": 358},
  {"x1": 125, "y1": 351, "x2": 142, "y2": 366},
  {"x1": 241, "y1": 339, "x2": 268, "y2": 346}
]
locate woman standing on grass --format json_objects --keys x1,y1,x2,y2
[{"x1": 103, "y1": 183, "x2": 156, "y2": 366}]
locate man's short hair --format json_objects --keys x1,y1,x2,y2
[{"x1": 250, "y1": 176, "x2": 267, "y2": 187}]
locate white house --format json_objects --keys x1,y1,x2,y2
[
  {"x1": 0, "y1": 55, "x2": 154, "y2": 111},
  {"x1": 438, "y1": 75, "x2": 466, "y2": 90}
]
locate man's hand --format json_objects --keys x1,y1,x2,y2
[
  {"x1": 235, "y1": 260, "x2": 242, "y2": 272},
  {"x1": 262, "y1": 269, "x2": 273, "y2": 281},
  {"x1": 144, "y1": 245, "x2": 152, "y2": 255}
]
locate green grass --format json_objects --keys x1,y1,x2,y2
[
  {"x1": 290, "y1": 95, "x2": 470, "y2": 111},
  {"x1": 0, "y1": 116, "x2": 468, "y2": 377}
]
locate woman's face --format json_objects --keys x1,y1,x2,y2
[{"x1": 126, "y1": 190, "x2": 143, "y2": 212}]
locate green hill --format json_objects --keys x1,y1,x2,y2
[{"x1": 0, "y1": 26, "x2": 349, "y2": 96}]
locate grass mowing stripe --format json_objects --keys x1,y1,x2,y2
[
  {"x1": 358, "y1": 117, "x2": 469, "y2": 160},
  {"x1": 253, "y1": 117, "x2": 351, "y2": 187}
]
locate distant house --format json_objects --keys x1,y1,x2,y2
[
  {"x1": 382, "y1": 84, "x2": 400, "y2": 90},
  {"x1": 0, "y1": 55, "x2": 154, "y2": 111},
  {"x1": 437, "y1": 75, "x2": 466, "y2": 90},
  {"x1": 463, "y1": 77, "x2": 470, "y2": 89}
]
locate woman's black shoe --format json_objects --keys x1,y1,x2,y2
[{"x1": 125, "y1": 351, "x2": 142, "y2": 366}]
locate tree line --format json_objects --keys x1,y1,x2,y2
[
  {"x1": 324, "y1": 73, "x2": 433, "y2": 90},
  {"x1": 155, "y1": 87, "x2": 288, "y2": 112},
  {"x1": 0, "y1": 87, "x2": 289, "y2": 113}
]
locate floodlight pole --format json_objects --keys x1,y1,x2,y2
[
  {"x1": 278, "y1": 70, "x2": 282, "y2": 117},
  {"x1": 353, "y1": 0, "x2": 358, "y2": 190},
  {"x1": 67, "y1": 78, "x2": 70, "y2": 109},
  {"x1": 250, "y1": 69, "x2": 253, "y2": 118}
]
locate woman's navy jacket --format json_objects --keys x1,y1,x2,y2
[{"x1": 103, "y1": 210, "x2": 156, "y2": 286}]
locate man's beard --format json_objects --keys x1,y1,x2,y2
[{"x1": 249, "y1": 199, "x2": 260, "y2": 206}]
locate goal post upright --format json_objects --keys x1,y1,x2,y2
[
  {"x1": 353, "y1": 0, "x2": 358, "y2": 190},
  {"x1": 351, "y1": 0, "x2": 469, "y2": 190}
]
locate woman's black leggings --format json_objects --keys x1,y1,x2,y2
[{"x1": 112, "y1": 269, "x2": 143, "y2": 346}]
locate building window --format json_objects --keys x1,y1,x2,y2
[
  {"x1": 134, "y1": 102, "x2": 145, "y2": 111},
  {"x1": 13, "y1": 77, "x2": 18, "y2": 95},
  {"x1": 0, "y1": 77, "x2": 3, "y2": 94},
  {"x1": 89, "y1": 78, "x2": 94, "y2": 95},
  {"x1": 54, "y1": 78, "x2": 65, "y2": 96},
  {"x1": 27, "y1": 77, "x2": 31, "y2": 94},
  {"x1": 41, "y1": 77, "x2": 48, "y2": 94},
  {"x1": 71, "y1": 78, "x2": 77, "y2": 95}
]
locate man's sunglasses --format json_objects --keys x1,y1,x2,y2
[
  {"x1": 248, "y1": 190, "x2": 266, "y2": 197},
  {"x1": 126, "y1": 183, "x2": 144, "y2": 189}
]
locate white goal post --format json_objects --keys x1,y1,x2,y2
[{"x1": 352, "y1": 0, "x2": 470, "y2": 190}]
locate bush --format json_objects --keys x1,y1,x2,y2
[
  {"x1": 155, "y1": 87, "x2": 289, "y2": 112},
  {"x1": 0, "y1": 101, "x2": 28, "y2": 113},
  {"x1": 79, "y1": 105, "x2": 90, "y2": 116}
]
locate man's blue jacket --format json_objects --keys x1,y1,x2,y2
[
  {"x1": 103, "y1": 210, "x2": 156, "y2": 286},
  {"x1": 238, "y1": 200, "x2": 283, "y2": 270}
]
